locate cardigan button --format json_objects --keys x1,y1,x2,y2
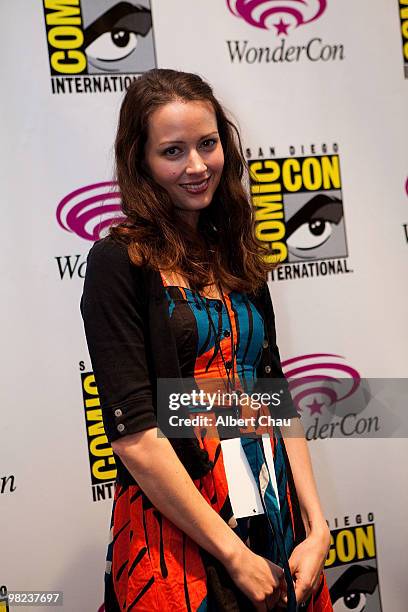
[
  {"x1": 114, "y1": 409, "x2": 122, "y2": 417},
  {"x1": 262, "y1": 339, "x2": 269, "y2": 349},
  {"x1": 214, "y1": 302, "x2": 222, "y2": 312},
  {"x1": 223, "y1": 330, "x2": 231, "y2": 337},
  {"x1": 264, "y1": 365, "x2": 271, "y2": 374},
  {"x1": 117, "y1": 424, "x2": 125, "y2": 433}
]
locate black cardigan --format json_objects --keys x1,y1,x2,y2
[{"x1": 80, "y1": 236, "x2": 299, "y2": 484}]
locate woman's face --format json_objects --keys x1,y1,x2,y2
[{"x1": 144, "y1": 100, "x2": 224, "y2": 223}]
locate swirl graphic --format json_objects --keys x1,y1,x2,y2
[
  {"x1": 56, "y1": 182, "x2": 125, "y2": 241},
  {"x1": 281, "y1": 353, "x2": 361, "y2": 416},
  {"x1": 227, "y1": 0, "x2": 327, "y2": 34}
]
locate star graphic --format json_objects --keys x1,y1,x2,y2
[
  {"x1": 307, "y1": 398, "x2": 325, "y2": 415},
  {"x1": 274, "y1": 18, "x2": 290, "y2": 36}
]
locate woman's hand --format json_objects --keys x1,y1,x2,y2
[
  {"x1": 278, "y1": 526, "x2": 330, "y2": 607},
  {"x1": 226, "y1": 545, "x2": 286, "y2": 611}
]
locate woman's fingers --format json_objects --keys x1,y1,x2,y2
[
  {"x1": 265, "y1": 585, "x2": 281, "y2": 609},
  {"x1": 226, "y1": 547, "x2": 286, "y2": 610},
  {"x1": 294, "y1": 575, "x2": 314, "y2": 605}
]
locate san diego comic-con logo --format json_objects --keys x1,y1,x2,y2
[
  {"x1": 54, "y1": 182, "x2": 124, "y2": 281},
  {"x1": 42, "y1": 0, "x2": 156, "y2": 94},
  {"x1": 247, "y1": 144, "x2": 351, "y2": 281},
  {"x1": 79, "y1": 364, "x2": 117, "y2": 502},
  {"x1": 400, "y1": 1, "x2": 408, "y2": 78},
  {"x1": 325, "y1": 514, "x2": 383, "y2": 612},
  {"x1": 226, "y1": 0, "x2": 344, "y2": 64}
]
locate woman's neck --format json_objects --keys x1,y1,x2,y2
[{"x1": 174, "y1": 207, "x2": 200, "y2": 232}]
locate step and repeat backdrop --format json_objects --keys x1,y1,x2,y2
[{"x1": 2, "y1": 1, "x2": 408, "y2": 611}]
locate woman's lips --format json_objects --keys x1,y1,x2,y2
[{"x1": 180, "y1": 177, "x2": 210, "y2": 194}]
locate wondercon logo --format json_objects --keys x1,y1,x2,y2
[
  {"x1": 56, "y1": 182, "x2": 124, "y2": 241},
  {"x1": 282, "y1": 354, "x2": 405, "y2": 439},
  {"x1": 226, "y1": 0, "x2": 327, "y2": 35},
  {"x1": 282, "y1": 353, "x2": 361, "y2": 417}
]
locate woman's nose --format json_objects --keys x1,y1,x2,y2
[{"x1": 186, "y1": 150, "x2": 207, "y2": 174}]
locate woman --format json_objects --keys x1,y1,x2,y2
[{"x1": 81, "y1": 68, "x2": 332, "y2": 612}]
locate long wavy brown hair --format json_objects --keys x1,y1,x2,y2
[{"x1": 110, "y1": 68, "x2": 275, "y2": 295}]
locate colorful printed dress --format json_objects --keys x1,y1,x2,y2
[{"x1": 104, "y1": 276, "x2": 333, "y2": 611}]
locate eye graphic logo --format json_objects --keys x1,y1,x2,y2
[
  {"x1": 227, "y1": 0, "x2": 327, "y2": 35},
  {"x1": 56, "y1": 182, "x2": 125, "y2": 241},
  {"x1": 249, "y1": 154, "x2": 348, "y2": 268},
  {"x1": 282, "y1": 353, "x2": 361, "y2": 417},
  {"x1": 82, "y1": 0, "x2": 154, "y2": 74},
  {"x1": 329, "y1": 565, "x2": 380, "y2": 612},
  {"x1": 43, "y1": 1, "x2": 156, "y2": 93},
  {"x1": 284, "y1": 192, "x2": 344, "y2": 262}
]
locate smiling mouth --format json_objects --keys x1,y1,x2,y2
[{"x1": 179, "y1": 177, "x2": 211, "y2": 193}]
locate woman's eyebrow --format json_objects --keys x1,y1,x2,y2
[
  {"x1": 159, "y1": 140, "x2": 184, "y2": 146},
  {"x1": 159, "y1": 131, "x2": 219, "y2": 146}
]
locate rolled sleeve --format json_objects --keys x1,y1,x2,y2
[{"x1": 80, "y1": 238, "x2": 157, "y2": 442}]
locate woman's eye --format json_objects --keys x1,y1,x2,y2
[
  {"x1": 286, "y1": 218, "x2": 334, "y2": 251},
  {"x1": 164, "y1": 147, "x2": 181, "y2": 157},
  {"x1": 333, "y1": 591, "x2": 366, "y2": 611},
  {"x1": 201, "y1": 139, "x2": 217, "y2": 148},
  {"x1": 85, "y1": 30, "x2": 138, "y2": 61}
]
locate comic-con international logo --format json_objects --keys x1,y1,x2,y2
[
  {"x1": 400, "y1": 1, "x2": 408, "y2": 78},
  {"x1": 42, "y1": 1, "x2": 156, "y2": 94},
  {"x1": 54, "y1": 182, "x2": 124, "y2": 280},
  {"x1": 325, "y1": 514, "x2": 382, "y2": 611},
  {"x1": 226, "y1": 0, "x2": 344, "y2": 64},
  {"x1": 248, "y1": 146, "x2": 351, "y2": 281},
  {"x1": 79, "y1": 364, "x2": 117, "y2": 502}
]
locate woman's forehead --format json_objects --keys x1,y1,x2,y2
[{"x1": 147, "y1": 100, "x2": 217, "y2": 141}]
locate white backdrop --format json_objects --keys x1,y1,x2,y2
[{"x1": 2, "y1": 1, "x2": 408, "y2": 611}]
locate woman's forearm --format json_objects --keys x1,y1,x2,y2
[
  {"x1": 111, "y1": 427, "x2": 247, "y2": 565},
  {"x1": 281, "y1": 418, "x2": 329, "y2": 537}
]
